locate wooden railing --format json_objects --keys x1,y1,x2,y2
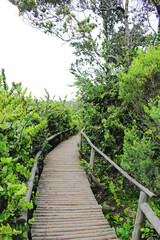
[
  {"x1": 18, "y1": 127, "x2": 74, "y2": 225},
  {"x1": 80, "y1": 129, "x2": 160, "y2": 239}
]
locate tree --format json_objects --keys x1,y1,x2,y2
[
  {"x1": 141, "y1": 0, "x2": 160, "y2": 34},
  {"x1": 68, "y1": 0, "x2": 158, "y2": 161},
  {"x1": 9, "y1": 0, "x2": 98, "y2": 41},
  {"x1": 8, "y1": 0, "x2": 155, "y2": 41}
]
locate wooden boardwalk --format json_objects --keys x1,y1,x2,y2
[{"x1": 31, "y1": 135, "x2": 118, "y2": 240}]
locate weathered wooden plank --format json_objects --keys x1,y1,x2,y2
[
  {"x1": 36, "y1": 197, "x2": 95, "y2": 200},
  {"x1": 90, "y1": 147, "x2": 95, "y2": 170},
  {"x1": 32, "y1": 236, "x2": 117, "y2": 240},
  {"x1": 32, "y1": 218, "x2": 109, "y2": 225},
  {"x1": 36, "y1": 212, "x2": 105, "y2": 217},
  {"x1": 140, "y1": 202, "x2": 160, "y2": 235},
  {"x1": 34, "y1": 210, "x2": 105, "y2": 216},
  {"x1": 35, "y1": 205, "x2": 102, "y2": 210},
  {"x1": 132, "y1": 191, "x2": 148, "y2": 240},
  {"x1": 36, "y1": 198, "x2": 97, "y2": 202},
  {"x1": 36, "y1": 197, "x2": 96, "y2": 201},
  {"x1": 34, "y1": 215, "x2": 106, "y2": 220},
  {"x1": 32, "y1": 224, "x2": 110, "y2": 230},
  {"x1": 37, "y1": 188, "x2": 92, "y2": 191},
  {"x1": 31, "y1": 227, "x2": 113, "y2": 233},
  {"x1": 32, "y1": 230, "x2": 117, "y2": 238}
]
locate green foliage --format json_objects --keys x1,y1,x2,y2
[
  {"x1": 0, "y1": 224, "x2": 22, "y2": 240},
  {"x1": 143, "y1": 96, "x2": 160, "y2": 147},
  {"x1": 115, "y1": 218, "x2": 133, "y2": 240},
  {"x1": 118, "y1": 46, "x2": 160, "y2": 194},
  {"x1": 46, "y1": 100, "x2": 73, "y2": 134},
  {"x1": 119, "y1": 45, "x2": 160, "y2": 110},
  {"x1": 0, "y1": 69, "x2": 77, "y2": 238},
  {"x1": 76, "y1": 43, "x2": 160, "y2": 239},
  {"x1": 141, "y1": 219, "x2": 160, "y2": 240},
  {"x1": 121, "y1": 126, "x2": 160, "y2": 192},
  {"x1": 109, "y1": 181, "x2": 121, "y2": 206},
  {"x1": 79, "y1": 158, "x2": 90, "y2": 172},
  {"x1": 9, "y1": 0, "x2": 97, "y2": 41}
]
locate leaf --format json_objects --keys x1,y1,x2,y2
[
  {"x1": 15, "y1": 185, "x2": 27, "y2": 196},
  {"x1": 2, "y1": 166, "x2": 7, "y2": 173},
  {"x1": 0, "y1": 210, "x2": 11, "y2": 221},
  {"x1": 23, "y1": 231, "x2": 27, "y2": 238}
]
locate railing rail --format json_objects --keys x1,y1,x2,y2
[
  {"x1": 80, "y1": 129, "x2": 160, "y2": 239},
  {"x1": 81, "y1": 130, "x2": 155, "y2": 198},
  {"x1": 18, "y1": 127, "x2": 74, "y2": 225}
]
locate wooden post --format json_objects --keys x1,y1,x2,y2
[
  {"x1": 90, "y1": 147, "x2": 95, "y2": 171},
  {"x1": 80, "y1": 133, "x2": 82, "y2": 152},
  {"x1": 140, "y1": 203, "x2": 160, "y2": 235},
  {"x1": 132, "y1": 191, "x2": 148, "y2": 240},
  {"x1": 60, "y1": 133, "x2": 62, "y2": 142}
]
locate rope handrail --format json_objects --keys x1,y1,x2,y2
[{"x1": 18, "y1": 127, "x2": 74, "y2": 225}]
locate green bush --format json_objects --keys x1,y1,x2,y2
[
  {"x1": 119, "y1": 45, "x2": 160, "y2": 111},
  {"x1": 0, "y1": 69, "x2": 77, "y2": 239},
  {"x1": 121, "y1": 126, "x2": 160, "y2": 193}
]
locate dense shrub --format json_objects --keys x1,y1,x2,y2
[
  {"x1": 77, "y1": 44, "x2": 160, "y2": 239},
  {"x1": 0, "y1": 70, "x2": 77, "y2": 239}
]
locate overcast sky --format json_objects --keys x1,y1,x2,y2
[{"x1": 0, "y1": 0, "x2": 77, "y2": 100}]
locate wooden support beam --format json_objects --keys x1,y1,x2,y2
[
  {"x1": 80, "y1": 133, "x2": 82, "y2": 152},
  {"x1": 89, "y1": 170, "x2": 106, "y2": 189},
  {"x1": 90, "y1": 147, "x2": 95, "y2": 171},
  {"x1": 102, "y1": 204, "x2": 115, "y2": 211},
  {"x1": 132, "y1": 191, "x2": 148, "y2": 240},
  {"x1": 140, "y1": 202, "x2": 160, "y2": 235}
]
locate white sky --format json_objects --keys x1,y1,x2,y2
[{"x1": 0, "y1": 0, "x2": 76, "y2": 100}]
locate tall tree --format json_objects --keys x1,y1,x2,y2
[
  {"x1": 125, "y1": 0, "x2": 129, "y2": 50},
  {"x1": 9, "y1": 0, "x2": 159, "y2": 47}
]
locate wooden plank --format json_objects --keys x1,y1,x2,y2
[
  {"x1": 140, "y1": 202, "x2": 160, "y2": 235},
  {"x1": 32, "y1": 236, "x2": 117, "y2": 240},
  {"x1": 31, "y1": 227, "x2": 113, "y2": 233},
  {"x1": 32, "y1": 222, "x2": 110, "y2": 229},
  {"x1": 90, "y1": 147, "x2": 95, "y2": 170},
  {"x1": 132, "y1": 191, "x2": 148, "y2": 240},
  {"x1": 32, "y1": 219, "x2": 109, "y2": 225},
  {"x1": 32, "y1": 230, "x2": 117, "y2": 238},
  {"x1": 35, "y1": 205, "x2": 102, "y2": 210},
  {"x1": 34, "y1": 215, "x2": 106, "y2": 220}
]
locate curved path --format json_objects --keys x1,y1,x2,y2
[{"x1": 31, "y1": 135, "x2": 118, "y2": 240}]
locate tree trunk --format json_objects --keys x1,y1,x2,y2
[
  {"x1": 156, "y1": 5, "x2": 160, "y2": 35},
  {"x1": 151, "y1": 0, "x2": 160, "y2": 35},
  {"x1": 125, "y1": 0, "x2": 129, "y2": 50}
]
